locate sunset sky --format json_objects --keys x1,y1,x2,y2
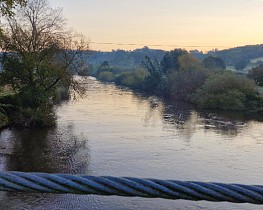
[{"x1": 49, "y1": 0, "x2": 263, "y2": 52}]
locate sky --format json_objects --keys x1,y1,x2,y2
[{"x1": 49, "y1": 0, "x2": 263, "y2": 52}]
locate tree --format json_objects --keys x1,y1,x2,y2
[
  {"x1": 0, "y1": 0, "x2": 89, "y2": 127},
  {"x1": 97, "y1": 60, "x2": 111, "y2": 73},
  {"x1": 161, "y1": 49, "x2": 187, "y2": 73},
  {"x1": 202, "y1": 56, "x2": 226, "y2": 70},
  {"x1": 168, "y1": 54, "x2": 210, "y2": 101},
  {"x1": 178, "y1": 54, "x2": 202, "y2": 71},
  {"x1": 142, "y1": 56, "x2": 163, "y2": 92},
  {"x1": 234, "y1": 59, "x2": 249, "y2": 71},
  {"x1": 248, "y1": 64, "x2": 263, "y2": 86},
  {"x1": 0, "y1": 0, "x2": 27, "y2": 17}
]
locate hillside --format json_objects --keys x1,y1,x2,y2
[{"x1": 88, "y1": 44, "x2": 263, "y2": 70}]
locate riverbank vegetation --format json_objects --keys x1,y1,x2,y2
[
  {"x1": 0, "y1": 0, "x2": 89, "y2": 128},
  {"x1": 94, "y1": 49, "x2": 263, "y2": 113},
  {"x1": 1, "y1": 1, "x2": 263, "y2": 129}
]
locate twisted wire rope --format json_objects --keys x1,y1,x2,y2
[{"x1": 0, "y1": 171, "x2": 262, "y2": 204}]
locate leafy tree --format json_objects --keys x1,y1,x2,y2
[
  {"x1": 202, "y1": 56, "x2": 226, "y2": 70},
  {"x1": 178, "y1": 54, "x2": 202, "y2": 71},
  {"x1": 100, "y1": 60, "x2": 110, "y2": 68},
  {"x1": 168, "y1": 54, "x2": 210, "y2": 100},
  {"x1": 0, "y1": 0, "x2": 89, "y2": 126},
  {"x1": 248, "y1": 64, "x2": 263, "y2": 86},
  {"x1": 142, "y1": 56, "x2": 163, "y2": 92},
  {"x1": 161, "y1": 49, "x2": 187, "y2": 73},
  {"x1": 97, "y1": 60, "x2": 111, "y2": 73},
  {"x1": 193, "y1": 73, "x2": 260, "y2": 111}
]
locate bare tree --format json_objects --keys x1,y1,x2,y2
[{"x1": 0, "y1": 0, "x2": 27, "y2": 17}]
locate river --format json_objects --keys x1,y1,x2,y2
[{"x1": 0, "y1": 77, "x2": 263, "y2": 209}]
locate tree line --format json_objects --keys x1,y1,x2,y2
[
  {"x1": 88, "y1": 45, "x2": 263, "y2": 72},
  {"x1": 94, "y1": 49, "x2": 263, "y2": 113}
]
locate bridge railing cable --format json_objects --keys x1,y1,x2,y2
[{"x1": 0, "y1": 171, "x2": 262, "y2": 205}]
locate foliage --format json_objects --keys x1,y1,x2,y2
[
  {"x1": 0, "y1": 112, "x2": 8, "y2": 128},
  {"x1": 168, "y1": 54, "x2": 210, "y2": 100},
  {"x1": 0, "y1": 0, "x2": 89, "y2": 127},
  {"x1": 98, "y1": 60, "x2": 110, "y2": 71},
  {"x1": 92, "y1": 47, "x2": 263, "y2": 113},
  {"x1": 96, "y1": 60, "x2": 113, "y2": 76},
  {"x1": 115, "y1": 68, "x2": 148, "y2": 89},
  {"x1": 202, "y1": 56, "x2": 226, "y2": 70},
  {"x1": 97, "y1": 71, "x2": 114, "y2": 82},
  {"x1": 248, "y1": 64, "x2": 263, "y2": 86},
  {"x1": 0, "y1": 103, "x2": 9, "y2": 128},
  {"x1": 88, "y1": 47, "x2": 165, "y2": 69},
  {"x1": 0, "y1": 0, "x2": 27, "y2": 17},
  {"x1": 210, "y1": 44, "x2": 263, "y2": 66},
  {"x1": 12, "y1": 105, "x2": 56, "y2": 127},
  {"x1": 178, "y1": 54, "x2": 202, "y2": 71},
  {"x1": 234, "y1": 59, "x2": 249, "y2": 71},
  {"x1": 193, "y1": 73, "x2": 260, "y2": 111},
  {"x1": 142, "y1": 56, "x2": 163, "y2": 92},
  {"x1": 87, "y1": 44, "x2": 263, "y2": 73},
  {"x1": 161, "y1": 49, "x2": 187, "y2": 73}
]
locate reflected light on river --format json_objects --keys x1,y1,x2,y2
[{"x1": 0, "y1": 77, "x2": 262, "y2": 210}]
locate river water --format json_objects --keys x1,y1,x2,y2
[{"x1": 0, "y1": 77, "x2": 263, "y2": 209}]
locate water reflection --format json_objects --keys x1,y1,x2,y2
[
  {"x1": 158, "y1": 99, "x2": 250, "y2": 138},
  {"x1": 128, "y1": 91, "x2": 252, "y2": 141},
  {"x1": 200, "y1": 112, "x2": 248, "y2": 136},
  {"x1": 0, "y1": 123, "x2": 90, "y2": 210},
  {"x1": 2, "y1": 124, "x2": 90, "y2": 174},
  {"x1": 0, "y1": 77, "x2": 262, "y2": 210}
]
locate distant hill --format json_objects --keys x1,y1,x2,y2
[
  {"x1": 88, "y1": 44, "x2": 263, "y2": 70},
  {"x1": 88, "y1": 46, "x2": 165, "y2": 69},
  {"x1": 209, "y1": 44, "x2": 263, "y2": 70}
]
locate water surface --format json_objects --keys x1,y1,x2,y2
[{"x1": 0, "y1": 77, "x2": 263, "y2": 209}]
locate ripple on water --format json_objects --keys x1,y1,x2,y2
[{"x1": 0, "y1": 77, "x2": 263, "y2": 210}]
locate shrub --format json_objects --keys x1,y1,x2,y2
[
  {"x1": 248, "y1": 64, "x2": 263, "y2": 86},
  {"x1": 115, "y1": 68, "x2": 148, "y2": 90},
  {"x1": 12, "y1": 106, "x2": 56, "y2": 128},
  {"x1": 193, "y1": 72, "x2": 260, "y2": 111},
  {"x1": 97, "y1": 71, "x2": 114, "y2": 82},
  {"x1": 0, "y1": 105, "x2": 9, "y2": 128}
]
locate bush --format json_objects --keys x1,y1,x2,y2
[
  {"x1": 12, "y1": 106, "x2": 56, "y2": 128},
  {"x1": 97, "y1": 71, "x2": 114, "y2": 82},
  {"x1": 193, "y1": 72, "x2": 259, "y2": 111},
  {"x1": 248, "y1": 64, "x2": 263, "y2": 86},
  {"x1": 194, "y1": 89, "x2": 246, "y2": 110},
  {"x1": 0, "y1": 108, "x2": 9, "y2": 128},
  {"x1": 115, "y1": 68, "x2": 148, "y2": 90}
]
